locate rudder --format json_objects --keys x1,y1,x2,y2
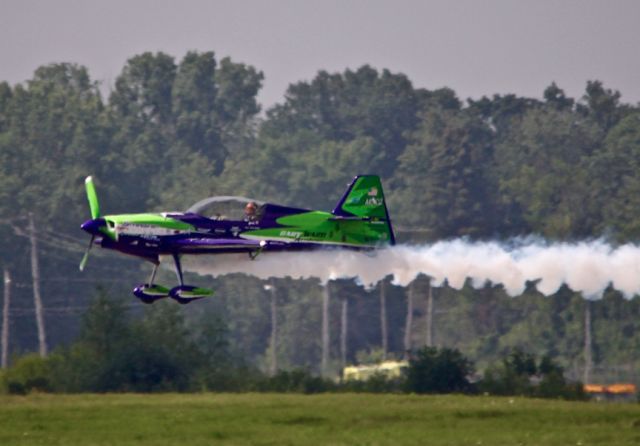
[{"x1": 333, "y1": 175, "x2": 395, "y2": 245}]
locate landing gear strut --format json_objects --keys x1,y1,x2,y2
[
  {"x1": 168, "y1": 254, "x2": 214, "y2": 304},
  {"x1": 132, "y1": 255, "x2": 214, "y2": 304},
  {"x1": 133, "y1": 260, "x2": 170, "y2": 304}
]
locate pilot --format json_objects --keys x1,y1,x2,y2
[{"x1": 244, "y1": 201, "x2": 258, "y2": 221}]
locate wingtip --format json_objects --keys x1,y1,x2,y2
[{"x1": 85, "y1": 176, "x2": 93, "y2": 184}]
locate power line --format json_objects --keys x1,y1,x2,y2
[
  {"x1": 8, "y1": 301, "x2": 141, "y2": 316},
  {"x1": 40, "y1": 277, "x2": 136, "y2": 284},
  {"x1": 42, "y1": 228, "x2": 88, "y2": 245}
]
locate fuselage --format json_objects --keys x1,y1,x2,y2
[
  {"x1": 79, "y1": 174, "x2": 395, "y2": 303},
  {"x1": 80, "y1": 202, "x2": 392, "y2": 263}
]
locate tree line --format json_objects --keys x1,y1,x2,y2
[
  {"x1": 1, "y1": 51, "x2": 640, "y2": 386},
  {"x1": 0, "y1": 290, "x2": 585, "y2": 401}
]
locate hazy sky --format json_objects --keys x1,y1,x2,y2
[{"x1": 1, "y1": 0, "x2": 638, "y2": 109}]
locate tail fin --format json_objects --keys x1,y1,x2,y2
[{"x1": 333, "y1": 175, "x2": 395, "y2": 245}]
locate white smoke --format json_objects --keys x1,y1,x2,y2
[{"x1": 177, "y1": 239, "x2": 640, "y2": 299}]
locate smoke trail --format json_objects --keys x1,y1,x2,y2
[{"x1": 178, "y1": 239, "x2": 640, "y2": 299}]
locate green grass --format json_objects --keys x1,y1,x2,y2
[{"x1": 0, "y1": 393, "x2": 639, "y2": 445}]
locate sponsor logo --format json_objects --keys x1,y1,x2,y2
[
  {"x1": 365, "y1": 197, "x2": 383, "y2": 206},
  {"x1": 303, "y1": 231, "x2": 327, "y2": 238},
  {"x1": 116, "y1": 223, "x2": 181, "y2": 237},
  {"x1": 368, "y1": 187, "x2": 378, "y2": 197},
  {"x1": 280, "y1": 230, "x2": 302, "y2": 238}
]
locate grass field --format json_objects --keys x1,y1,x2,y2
[{"x1": 0, "y1": 393, "x2": 639, "y2": 445}]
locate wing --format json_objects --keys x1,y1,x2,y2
[{"x1": 166, "y1": 237, "x2": 262, "y2": 252}]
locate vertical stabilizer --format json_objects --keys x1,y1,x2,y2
[{"x1": 333, "y1": 175, "x2": 395, "y2": 245}]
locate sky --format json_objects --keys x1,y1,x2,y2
[{"x1": 1, "y1": 0, "x2": 639, "y2": 110}]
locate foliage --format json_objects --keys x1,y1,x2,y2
[
  {"x1": 0, "y1": 354, "x2": 52, "y2": 394},
  {"x1": 0, "y1": 291, "x2": 245, "y2": 393},
  {"x1": 479, "y1": 349, "x2": 587, "y2": 400},
  {"x1": 404, "y1": 346, "x2": 475, "y2": 394},
  {"x1": 392, "y1": 108, "x2": 498, "y2": 237},
  {"x1": 340, "y1": 373, "x2": 404, "y2": 393},
  {"x1": 2, "y1": 53, "x2": 640, "y2": 390},
  {"x1": 254, "y1": 369, "x2": 335, "y2": 394},
  {"x1": 1, "y1": 292, "x2": 586, "y2": 400}
]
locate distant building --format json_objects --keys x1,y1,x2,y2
[
  {"x1": 584, "y1": 383, "x2": 637, "y2": 402},
  {"x1": 343, "y1": 360, "x2": 408, "y2": 381}
]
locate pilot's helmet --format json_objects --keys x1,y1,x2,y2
[{"x1": 245, "y1": 202, "x2": 257, "y2": 215}]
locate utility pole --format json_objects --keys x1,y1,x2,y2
[
  {"x1": 28, "y1": 213, "x2": 47, "y2": 357},
  {"x1": 584, "y1": 300, "x2": 592, "y2": 384},
  {"x1": 425, "y1": 279, "x2": 434, "y2": 347},
  {"x1": 321, "y1": 282, "x2": 331, "y2": 376},
  {"x1": 340, "y1": 296, "x2": 348, "y2": 371},
  {"x1": 265, "y1": 280, "x2": 278, "y2": 376},
  {"x1": 403, "y1": 281, "x2": 414, "y2": 359},
  {"x1": 380, "y1": 280, "x2": 388, "y2": 360},
  {"x1": 2, "y1": 268, "x2": 10, "y2": 368}
]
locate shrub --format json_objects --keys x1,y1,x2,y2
[
  {"x1": 479, "y1": 351, "x2": 587, "y2": 400},
  {"x1": 1, "y1": 353, "x2": 52, "y2": 394},
  {"x1": 404, "y1": 347, "x2": 474, "y2": 394},
  {"x1": 340, "y1": 372, "x2": 404, "y2": 393},
  {"x1": 255, "y1": 369, "x2": 335, "y2": 394}
]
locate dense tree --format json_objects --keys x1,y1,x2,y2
[
  {"x1": 0, "y1": 63, "x2": 106, "y2": 225},
  {"x1": 263, "y1": 65, "x2": 421, "y2": 156},
  {"x1": 467, "y1": 93, "x2": 540, "y2": 134},
  {"x1": 494, "y1": 105, "x2": 602, "y2": 237},
  {"x1": 2, "y1": 55, "x2": 640, "y2": 389},
  {"x1": 172, "y1": 52, "x2": 223, "y2": 167},
  {"x1": 480, "y1": 349, "x2": 586, "y2": 399},
  {"x1": 223, "y1": 66, "x2": 427, "y2": 209},
  {"x1": 107, "y1": 51, "x2": 263, "y2": 210},
  {"x1": 589, "y1": 113, "x2": 640, "y2": 239},
  {"x1": 391, "y1": 108, "x2": 498, "y2": 238},
  {"x1": 543, "y1": 82, "x2": 575, "y2": 111},
  {"x1": 577, "y1": 80, "x2": 628, "y2": 131},
  {"x1": 405, "y1": 346, "x2": 474, "y2": 393}
]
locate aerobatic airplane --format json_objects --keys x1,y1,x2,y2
[{"x1": 80, "y1": 175, "x2": 395, "y2": 304}]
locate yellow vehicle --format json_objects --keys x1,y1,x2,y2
[{"x1": 343, "y1": 360, "x2": 408, "y2": 381}]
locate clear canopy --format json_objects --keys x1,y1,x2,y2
[{"x1": 186, "y1": 196, "x2": 266, "y2": 221}]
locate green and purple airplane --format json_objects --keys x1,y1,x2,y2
[{"x1": 80, "y1": 175, "x2": 395, "y2": 304}]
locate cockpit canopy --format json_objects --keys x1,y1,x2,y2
[{"x1": 186, "y1": 196, "x2": 266, "y2": 221}]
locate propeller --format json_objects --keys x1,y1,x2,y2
[
  {"x1": 85, "y1": 176, "x2": 100, "y2": 219},
  {"x1": 79, "y1": 235, "x2": 95, "y2": 272},
  {"x1": 79, "y1": 176, "x2": 101, "y2": 271}
]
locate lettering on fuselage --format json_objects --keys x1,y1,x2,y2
[
  {"x1": 280, "y1": 230, "x2": 302, "y2": 239},
  {"x1": 116, "y1": 223, "x2": 182, "y2": 237},
  {"x1": 303, "y1": 231, "x2": 327, "y2": 238},
  {"x1": 279, "y1": 230, "x2": 327, "y2": 239}
]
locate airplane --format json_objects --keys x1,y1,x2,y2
[{"x1": 79, "y1": 175, "x2": 395, "y2": 304}]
